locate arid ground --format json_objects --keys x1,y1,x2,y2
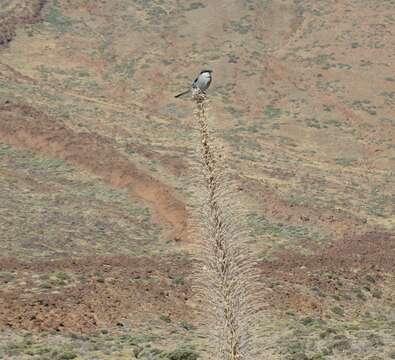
[{"x1": 0, "y1": 0, "x2": 394, "y2": 359}]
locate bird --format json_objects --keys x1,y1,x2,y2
[{"x1": 175, "y1": 70, "x2": 213, "y2": 98}]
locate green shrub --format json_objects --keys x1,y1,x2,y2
[
  {"x1": 56, "y1": 350, "x2": 77, "y2": 360},
  {"x1": 165, "y1": 347, "x2": 199, "y2": 360}
]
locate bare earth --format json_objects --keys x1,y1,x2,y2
[{"x1": 0, "y1": 0, "x2": 394, "y2": 359}]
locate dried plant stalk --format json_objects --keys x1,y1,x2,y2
[{"x1": 191, "y1": 92, "x2": 261, "y2": 360}]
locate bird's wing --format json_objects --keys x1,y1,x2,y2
[{"x1": 192, "y1": 77, "x2": 199, "y2": 87}]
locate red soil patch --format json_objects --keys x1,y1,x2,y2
[
  {"x1": 0, "y1": 99, "x2": 187, "y2": 241},
  {"x1": 0, "y1": 232, "x2": 392, "y2": 332},
  {"x1": 260, "y1": 231, "x2": 395, "y2": 314},
  {"x1": 0, "y1": 0, "x2": 47, "y2": 46},
  {"x1": 0, "y1": 255, "x2": 192, "y2": 332},
  {"x1": 241, "y1": 175, "x2": 369, "y2": 242}
]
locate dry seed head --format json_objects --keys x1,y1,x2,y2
[{"x1": 189, "y1": 91, "x2": 262, "y2": 359}]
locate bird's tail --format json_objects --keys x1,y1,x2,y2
[{"x1": 174, "y1": 89, "x2": 190, "y2": 98}]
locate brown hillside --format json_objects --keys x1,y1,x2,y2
[{"x1": 0, "y1": 0, "x2": 394, "y2": 358}]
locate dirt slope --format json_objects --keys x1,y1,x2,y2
[
  {"x1": 0, "y1": 99, "x2": 187, "y2": 242},
  {"x1": 0, "y1": 0, "x2": 394, "y2": 358}
]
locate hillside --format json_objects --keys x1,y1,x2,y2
[{"x1": 0, "y1": 0, "x2": 394, "y2": 359}]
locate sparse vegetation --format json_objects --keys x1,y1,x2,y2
[{"x1": 0, "y1": 0, "x2": 394, "y2": 358}]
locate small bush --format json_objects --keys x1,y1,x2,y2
[
  {"x1": 180, "y1": 321, "x2": 195, "y2": 331},
  {"x1": 159, "y1": 315, "x2": 171, "y2": 323},
  {"x1": 172, "y1": 276, "x2": 185, "y2": 285},
  {"x1": 56, "y1": 350, "x2": 77, "y2": 360},
  {"x1": 331, "y1": 306, "x2": 344, "y2": 316},
  {"x1": 165, "y1": 347, "x2": 199, "y2": 360},
  {"x1": 55, "y1": 271, "x2": 70, "y2": 281}
]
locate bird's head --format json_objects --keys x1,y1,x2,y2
[{"x1": 200, "y1": 70, "x2": 213, "y2": 74}]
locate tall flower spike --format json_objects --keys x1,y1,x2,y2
[{"x1": 191, "y1": 90, "x2": 262, "y2": 360}]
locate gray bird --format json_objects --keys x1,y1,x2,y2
[{"x1": 175, "y1": 70, "x2": 213, "y2": 98}]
